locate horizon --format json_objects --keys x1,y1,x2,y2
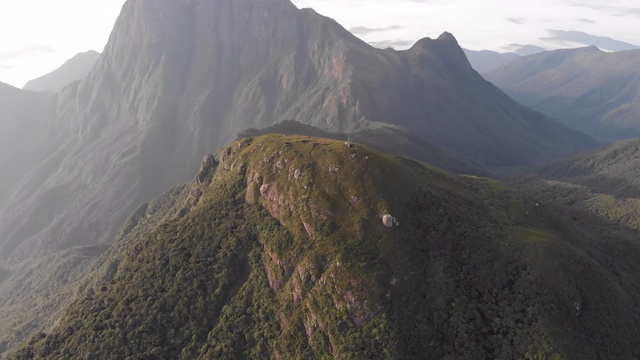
[{"x1": 0, "y1": 0, "x2": 638, "y2": 88}]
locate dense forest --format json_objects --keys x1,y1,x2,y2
[{"x1": 9, "y1": 136, "x2": 640, "y2": 359}]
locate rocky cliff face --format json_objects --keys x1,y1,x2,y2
[{"x1": 0, "y1": 0, "x2": 595, "y2": 264}]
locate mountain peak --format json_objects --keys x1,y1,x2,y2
[{"x1": 437, "y1": 31, "x2": 458, "y2": 42}]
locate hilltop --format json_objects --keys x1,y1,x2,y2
[{"x1": 9, "y1": 135, "x2": 640, "y2": 359}]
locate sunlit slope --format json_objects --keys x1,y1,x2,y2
[{"x1": 11, "y1": 135, "x2": 640, "y2": 359}]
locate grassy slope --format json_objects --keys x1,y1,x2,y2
[
  {"x1": 236, "y1": 120, "x2": 489, "y2": 176},
  {"x1": 10, "y1": 135, "x2": 640, "y2": 359}
]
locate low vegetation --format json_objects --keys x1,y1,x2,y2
[
  {"x1": 10, "y1": 135, "x2": 640, "y2": 359},
  {"x1": 511, "y1": 138, "x2": 640, "y2": 231}
]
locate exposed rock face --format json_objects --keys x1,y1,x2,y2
[
  {"x1": 23, "y1": 51, "x2": 101, "y2": 93},
  {"x1": 195, "y1": 154, "x2": 217, "y2": 185},
  {"x1": 0, "y1": 0, "x2": 596, "y2": 265}
]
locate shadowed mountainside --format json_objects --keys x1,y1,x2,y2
[
  {"x1": 485, "y1": 46, "x2": 640, "y2": 141},
  {"x1": 23, "y1": 51, "x2": 101, "y2": 93},
  {"x1": 510, "y1": 138, "x2": 640, "y2": 231}
]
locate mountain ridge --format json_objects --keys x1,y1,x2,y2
[
  {"x1": 485, "y1": 46, "x2": 640, "y2": 141},
  {"x1": 23, "y1": 51, "x2": 101, "y2": 93}
]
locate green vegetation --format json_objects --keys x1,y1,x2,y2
[
  {"x1": 9, "y1": 135, "x2": 640, "y2": 359},
  {"x1": 237, "y1": 120, "x2": 489, "y2": 176},
  {"x1": 0, "y1": 184, "x2": 194, "y2": 357},
  {"x1": 511, "y1": 138, "x2": 640, "y2": 231}
]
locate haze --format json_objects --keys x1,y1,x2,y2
[{"x1": 1, "y1": 0, "x2": 639, "y2": 88}]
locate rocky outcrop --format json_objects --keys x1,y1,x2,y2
[{"x1": 195, "y1": 154, "x2": 217, "y2": 185}]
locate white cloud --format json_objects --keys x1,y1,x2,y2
[
  {"x1": 291, "y1": 0, "x2": 640, "y2": 51},
  {"x1": 0, "y1": 0, "x2": 125, "y2": 88}
]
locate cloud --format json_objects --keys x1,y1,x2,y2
[
  {"x1": 577, "y1": 18, "x2": 595, "y2": 23},
  {"x1": 567, "y1": 2, "x2": 640, "y2": 18},
  {"x1": 0, "y1": 64, "x2": 15, "y2": 70},
  {"x1": 541, "y1": 30, "x2": 639, "y2": 51},
  {"x1": 368, "y1": 39, "x2": 415, "y2": 49},
  {"x1": 503, "y1": 44, "x2": 547, "y2": 56},
  {"x1": 507, "y1": 18, "x2": 524, "y2": 24},
  {"x1": 0, "y1": 45, "x2": 56, "y2": 61},
  {"x1": 349, "y1": 25, "x2": 403, "y2": 35}
]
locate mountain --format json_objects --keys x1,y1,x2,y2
[
  {"x1": 8, "y1": 135, "x2": 640, "y2": 359},
  {"x1": 0, "y1": 82, "x2": 56, "y2": 202},
  {"x1": 485, "y1": 46, "x2": 640, "y2": 141},
  {"x1": 0, "y1": 0, "x2": 596, "y2": 265},
  {"x1": 22, "y1": 51, "x2": 101, "y2": 93},
  {"x1": 510, "y1": 138, "x2": 640, "y2": 231},
  {"x1": 541, "y1": 30, "x2": 640, "y2": 52},
  {"x1": 463, "y1": 49, "x2": 519, "y2": 74},
  {"x1": 506, "y1": 44, "x2": 547, "y2": 56},
  {"x1": 0, "y1": 0, "x2": 599, "y2": 352},
  {"x1": 237, "y1": 120, "x2": 489, "y2": 176}
]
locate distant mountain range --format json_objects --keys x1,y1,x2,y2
[
  {"x1": 463, "y1": 49, "x2": 520, "y2": 74},
  {"x1": 22, "y1": 51, "x2": 100, "y2": 93},
  {"x1": 0, "y1": 83, "x2": 56, "y2": 202},
  {"x1": 485, "y1": 46, "x2": 640, "y2": 142}
]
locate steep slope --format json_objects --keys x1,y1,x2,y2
[
  {"x1": 485, "y1": 46, "x2": 640, "y2": 141},
  {"x1": 237, "y1": 120, "x2": 489, "y2": 176},
  {"x1": 22, "y1": 51, "x2": 101, "y2": 93},
  {"x1": 511, "y1": 138, "x2": 640, "y2": 231},
  {"x1": 0, "y1": 82, "x2": 57, "y2": 203},
  {"x1": 0, "y1": 0, "x2": 597, "y2": 265},
  {"x1": 0, "y1": 184, "x2": 193, "y2": 355},
  {"x1": 463, "y1": 49, "x2": 519, "y2": 74},
  {"x1": 9, "y1": 135, "x2": 640, "y2": 359}
]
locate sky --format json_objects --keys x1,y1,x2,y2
[{"x1": 1, "y1": 0, "x2": 639, "y2": 89}]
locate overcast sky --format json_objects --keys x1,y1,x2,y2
[{"x1": 1, "y1": 0, "x2": 639, "y2": 89}]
